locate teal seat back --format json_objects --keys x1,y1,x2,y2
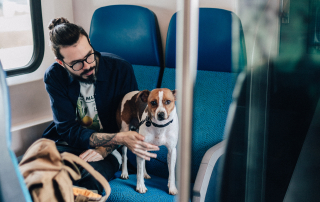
[{"x1": 89, "y1": 5, "x2": 164, "y2": 90}]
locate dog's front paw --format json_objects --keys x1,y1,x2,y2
[
  {"x1": 120, "y1": 172, "x2": 129, "y2": 180},
  {"x1": 136, "y1": 184, "x2": 148, "y2": 194},
  {"x1": 168, "y1": 185, "x2": 178, "y2": 195}
]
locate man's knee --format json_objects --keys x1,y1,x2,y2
[
  {"x1": 76, "y1": 155, "x2": 120, "y2": 194},
  {"x1": 77, "y1": 169, "x2": 105, "y2": 194}
]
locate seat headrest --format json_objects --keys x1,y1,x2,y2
[
  {"x1": 165, "y1": 8, "x2": 246, "y2": 72},
  {"x1": 89, "y1": 5, "x2": 163, "y2": 67}
]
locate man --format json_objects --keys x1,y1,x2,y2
[{"x1": 43, "y1": 17, "x2": 159, "y2": 194}]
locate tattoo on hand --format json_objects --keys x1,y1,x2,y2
[{"x1": 90, "y1": 132, "x2": 118, "y2": 147}]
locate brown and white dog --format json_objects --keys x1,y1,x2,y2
[{"x1": 116, "y1": 88, "x2": 178, "y2": 195}]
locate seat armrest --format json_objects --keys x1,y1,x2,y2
[{"x1": 192, "y1": 140, "x2": 226, "y2": 202}]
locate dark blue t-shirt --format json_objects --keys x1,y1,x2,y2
[{"x1": 43, "y1": 52, "x2": 138, "y2": 149}]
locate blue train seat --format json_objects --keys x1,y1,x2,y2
[
  {"x1": 89, "y1": 5, "x2": 164, "y2": 90},
  {"x1": 0, "y1": 61, "x2": 32, "y2": 202},
  {"x1": 107, "y1": 8, "x2": 247, "y2": 202},
  {"x1": 162, "y1": 8, "x2": 246, "y2": 201}
]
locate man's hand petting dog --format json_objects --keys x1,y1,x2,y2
[
  {"x1": 85, "y1": 131, "x2": 159, "y2": 162},
  {"x1": 117, "y1": 131, "x2": 160, "y2": 161},
  {"x1": 79, "y1": 147, "x2": 105, "y2": 162}
]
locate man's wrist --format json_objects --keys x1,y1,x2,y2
[{"x1": 112, "y1": 132, "x2": 123, "y2": 145}]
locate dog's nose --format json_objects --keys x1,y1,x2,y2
[{"x1": 157, "y1": 112, "x2": 165, "y2": 121}]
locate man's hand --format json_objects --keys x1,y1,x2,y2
[
  {"x1": 116, "y1": 131, "x2": 160, "y2": 161},
  {"x1": 89, "y1": 131, "x2": 160, "y2": 161},
  {"x1": 79, "y1": 149, "x2": 104, "y2": 162},
  {"x1": 79, "y1": 145, "x2": 118, "y2": 162}
]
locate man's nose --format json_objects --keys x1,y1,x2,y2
[{"x1": 82, "y1": 61, "x2": 91, "y2": 70}]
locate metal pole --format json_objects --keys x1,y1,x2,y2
[{"x1": 176, "y1": 0, "x2": 199, "y2": 201}]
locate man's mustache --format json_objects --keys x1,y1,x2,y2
[{"x1": 81, "y1": 66, "x2": 96, "y2": 76}]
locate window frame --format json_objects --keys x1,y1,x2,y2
[{"x1": 5, "y1": 0, "x2": 44, "y2": 77}]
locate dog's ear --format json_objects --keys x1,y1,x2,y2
[
  {"x1": 172, "y1": 90, "x2": 177, "y2": 101},
  {"x1": 136, "y1": 90, "x2": 150, "y2": 103}
]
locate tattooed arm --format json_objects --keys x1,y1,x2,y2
[
  {"x1": 88, "y1": 131, "x2": 160, "y2": 161},
  {"x1": 79, "y1": 133, "x2": 118, "y2": 162},
  {"x1": 88, "y1": 132, "x2": 119, "y2": 158},
  {"x1": 89, "y1": 132, "x2": 119, "y2": 147}
]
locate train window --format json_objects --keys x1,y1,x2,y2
[{"x1": 0, "y1": 0, "x2": 44, "y2": 77}]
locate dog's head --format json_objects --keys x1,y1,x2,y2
[{"x1": 137, "y1": 88, "x2": 176, "y2": 121}]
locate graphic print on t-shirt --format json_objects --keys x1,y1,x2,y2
[{"x1": 76, "y1": 83, "x2": 103, "y2": 132}]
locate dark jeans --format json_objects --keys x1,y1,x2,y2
[{"x1": 56, "y1": 144, "x2": 120, "y2": 195}]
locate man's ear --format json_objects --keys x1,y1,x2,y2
[
  {"x1": 55, "y1": 58, "x2": 64, "y2": 67},
  {"x1": 172, "y1": 90, "x2": 177, "y2": 101},
  {"x1": 136, "y1": 90, "x2": 150, "y2": 103}
]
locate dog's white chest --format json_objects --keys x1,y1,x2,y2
[
  {"x1": 139, "y1": 112, "x2": 178, "y2": 148},
  {"x1": 144, "y1": 128, "x2": 169, "y2": 146}
]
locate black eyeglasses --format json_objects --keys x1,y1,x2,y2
[{"x1": 63, "y1": 51, "x2": 96, "y2": 71}]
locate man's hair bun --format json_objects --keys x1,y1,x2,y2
[
  {"x1": 48, "y1": 17, "x2": 70, "y2": 30},
  {"x1": 47, "y1": 17, "x2": 90, "y2": 60}
]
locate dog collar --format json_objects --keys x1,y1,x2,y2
[{"x1": 139, "y1": 116, "x2": 174, "y2": 128}]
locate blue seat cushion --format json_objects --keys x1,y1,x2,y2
[
  {"x1": 107, "y1": 174, "x2": 177, "y2": 202},
  {"x1": 161, "y1": 68, "x2": 176, "y2": 90},
  {"x1": 162, "y1": 69, "x2": 237, "y2": 182},
  {"x1": 132, "y1": 65, "x2": 160, "y2": 91},
  {"x1": 127, "y1": 146, "x2": 170, "y2": 179},
  {"x1": 191, "y1": 70, "x2": 237, "y2": 182}
]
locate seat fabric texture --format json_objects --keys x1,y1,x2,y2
[{"x1": 107, "y1": 175, "x2": 176, "y2": 202}]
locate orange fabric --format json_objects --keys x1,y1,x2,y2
[{"x1": 73, "y1": 187, "x2": 101, "y2": 199}]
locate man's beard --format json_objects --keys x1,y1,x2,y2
[{"x1": 67, "y1": 65, "x2": 97, "y2": 84}]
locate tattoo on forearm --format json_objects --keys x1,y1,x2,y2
[
  {"x1": 104, "y1": 145, "x2": 118, "y2": 156},
  {"x1": 90, "y1": 132, "x2": 118, "y2": 147}
]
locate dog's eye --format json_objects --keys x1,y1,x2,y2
[
  {"x1": 150, "y1": 101, "x2": 157, "y2": 106},
  {"x1": 165, "y1": 100, "x2": 171, "y2": 105}
]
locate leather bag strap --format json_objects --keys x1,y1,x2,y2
[{"x1": 60, "y1": 152, "x2": 111, "y2": 202}]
